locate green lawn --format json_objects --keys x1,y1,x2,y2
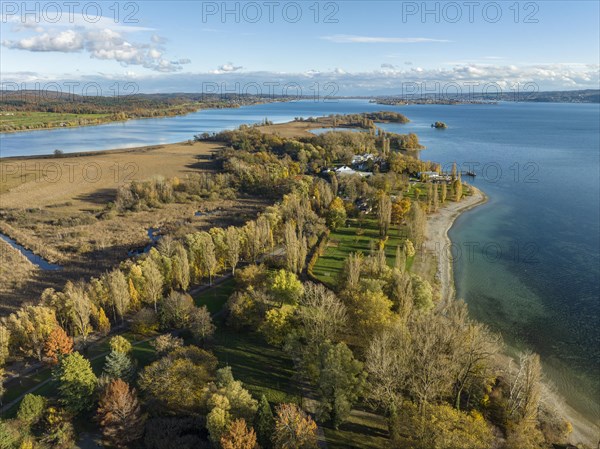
[
  {"x1": 312, "y1": 217, "x2": 409, "y2": 288},
  {"x1": 192, "y1": 278, "x2": 236, "y2": 314}
]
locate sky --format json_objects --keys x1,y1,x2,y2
[{"x1": 1, "y1": 1, "x2": 599, "y2": 95}]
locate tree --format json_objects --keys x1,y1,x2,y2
[
  {"x1": 105, "y1": 269, "x2": 131, "y2": 323},
  {"x1": 138, "y1": 346, "x2": 217, "y2": 413},
  {"x1": 340, "y1": 253, "x2": 362, "y2": 292},
  {"x1": 97, "y1": 307, "x2": 111, "y2": 336},
  {"x1": 284, "y1": 221, "x2": 301, "y2": 273},
  {"x1": 44, "y1": 326, "x2": 73, "y2": 365},
  {"x1": 42, "y1": 406, "x2": 75, "y2": 449},
  {"x1": 377, "y1": 193, "x2": 392, "y2": 236},
  {"x1": 17, "y1": 394, "x2": 46, "y2": 427},
  {"x1": 7, "y1": 305, "x2": 57, "y2": 361},
  {"x1": 54, "y1": 352, "x2": 98, "y2": 414},
  {"x1": 346, "y1": 287, "x2": 393, "y2": 341},
  {"x1": 221, "y1": 419, "x2": 258, "y2": 449},
  {"x1": 214, "y1": 367, "x2": 258, "y2": 423},
  {"x1": 315, "y1": 342, "x2": 366, "y2": 428},
  {"x1": 507, "y1": 352, "x2": 542, "y2": 425},
  {"x1": 297, "y1": 283, "x2": 347, "y2": 345},
  {"x1": 259, "y1": 305, "x2": 296, "y2": 347},
  {"x1": 190, "y1": 305, "x2": 216, "y2": 343},
  {"x1": 390, "y1": 401, "x2": 494, "y2": 449},
  {"x1": 0, "y1": 324, "x2": 9, "y2": 366},
  {"x1": 326, "y1": 197, "x2": 347, "y2": 230},
  {"x1": 187, "y1": 232, "x2": 218, "y2": 284},
  {"x1": 365, "y1": 324, "x2": 407, "y2": 417},
  {"x1": 103, "y1": 350, "x2": 136, "y2": 383},
  {"x1": 254, "y1": 395, "x2": 275, "y2": 449},
  {"x1": 97, "y1": 379, "x2": 145, "y2": 449},
  {"x1": 64, "y1": 280, "x2": 92, "y2": 344},
  {"x1": 225, "y1": 226, "x2": 242, "y2": 275},
  {"x1": 272, "y1": 403, "x2": 318, "y2": 449},
  {"x1": 141, "y1": 258, "x2": 164, "y2": 313},
  {"x1": 160, "y1": 291, "x2": 195, "y2": 329},
  {"x1": 270, "y1": 269, "x2": 304, "y2": 306},
  {"x1": 410, "y1": 274, "x2": 434, "y2": 312},
  {"x1": 391, "y1": 198, "x2": 411, "y2": 224},
  {"x1": 407, "y1": 202, "x2": 426, "y2": 248},
  {"x1": 109, "y1": 335, "x2": 132, "y2": 354},
  {"x1": 171, "y1": 242, "x2": 191, "y2": 291},
  {"x1": 150, "y1": 334, "x2": 183, "y2": 356}
]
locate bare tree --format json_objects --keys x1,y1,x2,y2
[{"x1": 298, "y1": 283, "x2": 347, "y2": 344}]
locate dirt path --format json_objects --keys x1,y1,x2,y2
[{"x1": 423, "y1": 186, "x2": 487, "y2": 303}]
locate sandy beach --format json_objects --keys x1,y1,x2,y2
[
  {"x1": 423, "y1": 185, "x2": 487, "y2": 303},
  {"x1": 425, "y1": 186, "x2": 599, "y2": 447}
]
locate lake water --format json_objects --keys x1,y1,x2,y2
[{"x1": 1, "y1": 99, "x2": 599, "y2": 423}]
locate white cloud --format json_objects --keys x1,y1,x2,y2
[
  {"x1": 210, "y1": 62, "x2": 243, "y2": 74},
  {"x1": 321, "y1": 35, "x2": 450, "y2": 44},
  {"x1": 3, "y1": 29, "x2": 189, "y2": 73}
]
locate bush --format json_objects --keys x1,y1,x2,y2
[{"x1": 109, "y1": 335, "x2": 132, "y2": 354}]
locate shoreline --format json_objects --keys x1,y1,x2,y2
[
  {"x1": 425, "y1": 187, "x2": 598, "y2": 447},
  {"x1": 424, "y1": 185, "x2": 488, "y2": 304}
]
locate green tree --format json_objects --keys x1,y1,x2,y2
[
  {"x1": 315, "y1": 342, "x2": 366, "y2": 429},
  {"x1": 54, "y1": 352, "x2": 98, "y2": 414},
  {"x1": 254, "y1": 395, "x2": 275, "y2": 449},
  {"x1": 17, "y1": 394, "x2": 47, "y2": 427},
  {"x1": 259, "y1": 305, "x2": 296, "y2": 347}
]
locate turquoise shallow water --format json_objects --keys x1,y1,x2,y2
[{"x1": 1, "y1": 100, "x2": 599, "y2": 421}]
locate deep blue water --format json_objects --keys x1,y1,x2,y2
[{"x1": 1, "y1": 99, "x2": 599, "y2": 421}]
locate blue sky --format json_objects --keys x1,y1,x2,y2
[{"x1": 1, "y1": 1, "x2": 599, "y2": 94}]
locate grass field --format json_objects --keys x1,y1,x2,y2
[
  {"x1": 0, "y1": 112, "x2": 113, "y2": 132},
  {"x1": 312, "y1": 217, "x2": 410, "y2": 289}
]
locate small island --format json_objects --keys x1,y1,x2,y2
[{"x1": 432, "y1": 121, "x2": 448, "y2": 129}]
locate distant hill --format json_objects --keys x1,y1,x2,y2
[{"x1": 374, "y1": 89, "x2": 600, "y2": 105}]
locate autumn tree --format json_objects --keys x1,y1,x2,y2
[
  {"x1": 109, "y1": 335, "x2": 132, "y2": 354},
  {"x1": 270, "y1": 269, "x2": 304, "y2": 307},
  {"x1": 97, "y1": 379, "x2": 145, "y2": 449},
  {"x1": 272, "y1": 403, "x2": 318, "y2": 449},
  {"x1": 141, "y1": 258, "x2": 164, "y2": 312},
  {"x1": 377, "y1": 193, "x2": 392, "y2": 237},
  {"x1": 0, "y1": 324, "x2": 9, "y2": 366},
  {"x1": 326, "y1": 197, "x2": 347, "y2": 231},
  {"x1": 160, "y1": 291, "x2": 195, "y2": 329},
  {"x1": 7, "y1": 305, "x2": 57, "y2": 361},
  {"x1": 64, "y1": 280, "x2": 93, "y2": 344},
  {"x1": 407, "y1": 202, "x2": 426, "y2": 248},
  {"x1": 104, "y1": 269, "x2": 131, "y2": 323},
  {"x1": 297, "y1": 283, "x2": 347, "y2": 345},
  {"x1": 225, "y1": 226, "x2": 242, "y2": 275},
  {"x1": 97, "y1": 307, "x2": 111, "y2": 336},
  {"x1": 220, "y1": 419, "x2": 258, "y2": 449},
  {"x1": 150, "y1": 333, "x2": 183, "y2": 355},
  {"x1": 138, "y1": 346, "x2": 217, "y2": 413},
  {"x1": 190, "y1": 305, "x2": 216, "y2": 343},
  {"x1": 44, "y1": 326, "x2": 73, "y2": 365},
  {"x1": 54, "y1": 352, "x2": 98, "y2": 414},
  {"x1": 340, "y1": 252, "x2": 362, "y2": 292}
]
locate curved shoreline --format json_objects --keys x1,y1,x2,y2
[
  {"x1": 423, "y1": 185, "x2": 488, "y2": 304},
  {"x1": 425, "y1": 187, "x2": 598, "y2": 447}
]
